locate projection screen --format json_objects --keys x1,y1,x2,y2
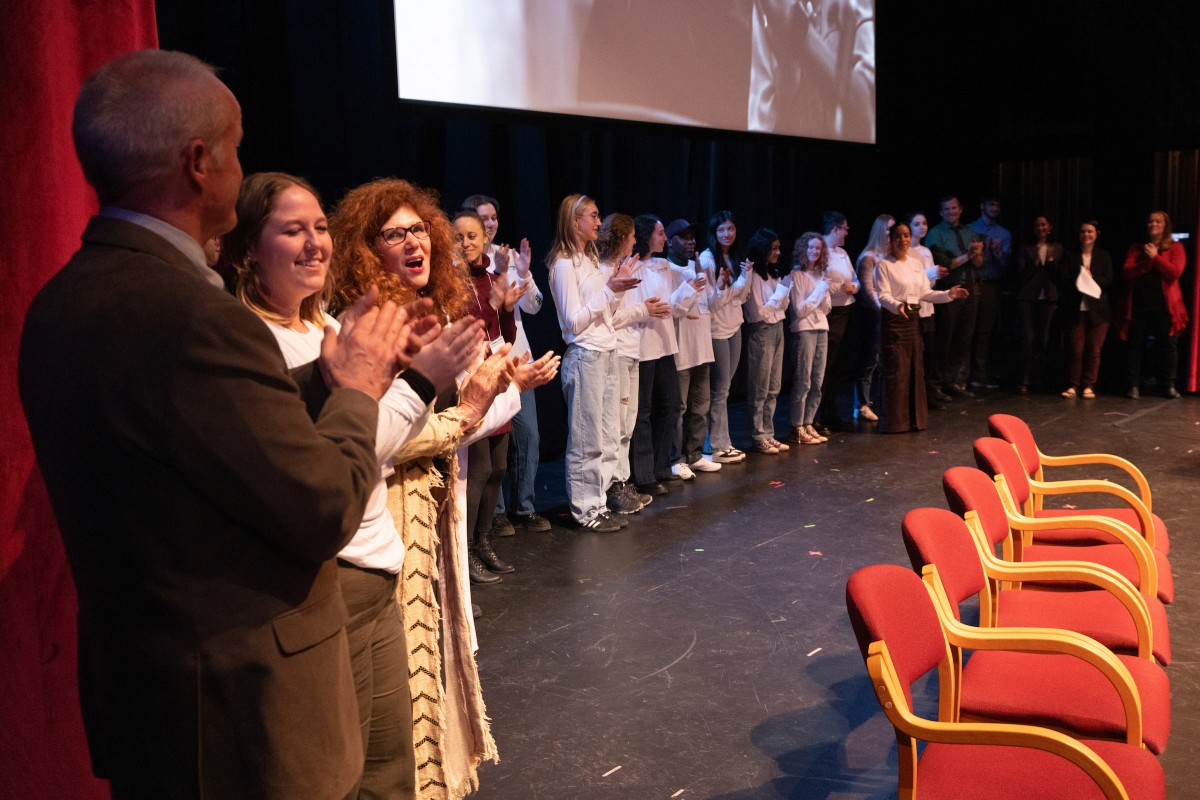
[{"x1": 395, "y1": 0, "x2": 876, "y2": 144}]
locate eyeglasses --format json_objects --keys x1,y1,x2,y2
[{"x1": 377, "y1": 221, "x2": 430, "y2": 246}]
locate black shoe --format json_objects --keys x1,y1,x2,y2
[
  {"x1": 636, "y1": 481, "x2": 668, "y2": 497},
  {"x1": 577, "y1": 512, "x2": 623, "y2": 532},
  {"x1": 476, "y1": 540, "x2": 515, "y2": 573},
  {"x1": 511, "y1": 512, "x2": 552, "y2": 532},
  {"x1": 472, "y1": 603, "x2": 482, "y2": 619},
  {"x1": 468, "y1": 551, "x2": 502, "y2": 584},
  {"x1": 491, "y1": 511, "x2": 515, "y2": 537},
  {"x1": 946, "y1": 383, "x2": 975, "y2": 398},
  {"x1": 607, "y1": 482, "x2": 644, "y2": 515},
  {"x1": 624, "y1": 482, "x2": 653, "y2": 507},
  {"x1": 660, "y1": 472, "x2": 682, "y2": 482},
  {"x1": 1127, "y1": 387, "x2": 1140, "y2": 399},
  {"x1": 1166, "y1": 386, "x2": 1182, "y2": 399}
]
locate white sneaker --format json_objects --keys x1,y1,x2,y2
[
  {"x1": 858, "y1": 404, "x2": 878, "y2": 421},
  {"x1": 689, "y1": 456, "x2": 722, "y2": 472},
  {"x1": 672, "y1": 462, "x2": 696, "y2": 480},
  {"x1": 711, "y1": 447, "x2": 746, "y2": 464}
]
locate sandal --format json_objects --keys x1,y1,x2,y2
[
  {"x1": 1082, "y1": 387, "x2": 1096, "y2": 399},
  {"x1": 1060, "y1": 387, "x2": 1077, "y2": 398}
]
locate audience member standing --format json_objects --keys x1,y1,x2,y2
[
  {"x1": 788, "y1": 232, "x2": 833, "y2": 445},
  {"x1": 852, "y1": 214, "x2": 894, "y2": 422},
  {"x1": 462, "y1": 194, "x2": 552, "y2": 534},
  {"x1": 907, "y1": 211, "x2": 948, "y2": 409},
  {"x1": 742, "y1": 229, "x2": 792, "y2": 454},
  {"x1": 967, "y1": 196, "x2": 1013, "y2": 389},
  {"x1": 629, "y1": 215, "x2": 699, "y2": 495},
  {"x1": 18, "y1": 50, "x2": 425, "y2": 799},
  {"x1": 701, "y1": 211, "x2": 752, "y2": 463},
  {"x1": 874, "y1": 221, "x2": 969, "y2": 433},
  {"x1": 926, "y1": 195, "x2": 983, "y2": 398},
  {"x1": 1016, "y1": 215, "x2": 1061, "y2": 394},
  {"x1": 815, "y1": 212, "x2": 859, "y2": 432},
  {"x1": 548, "y1": 194, "x2": 640, "y2": 531},
  {"x1": 667, "y1": 219, "x2": 720, "y2": 477},
  {"x1": 1058, "y1": 220, "x2": 1112, "y2": 398},
  {"x1": 1119, "y1": 210, "x2": 1188, "y2": 398}
]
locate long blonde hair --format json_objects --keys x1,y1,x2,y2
[{"x1": 546, "y1": 193, "x2": 599, "y2": 268}]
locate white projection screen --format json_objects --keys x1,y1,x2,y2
[{"x1": 395, "y1": 0, "x2": 876, "y2": 144}]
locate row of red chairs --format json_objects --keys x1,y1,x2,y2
[{"x1": 845, "y1": 414, "x2": 1173, "y2": 799}]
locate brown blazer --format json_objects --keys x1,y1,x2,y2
[{"x1": 19, "y1": 216, "x2": 379, "y2": 799}]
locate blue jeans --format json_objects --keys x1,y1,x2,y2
[
  {"x1": 496, "y1": 387, "x2": 540, "y2": 516},
  {"x1": 561, "y1": 344, "x2": 618, "y2": 523},
  {"x1": 708, "y1": 330, "x2": 742, "y2": 451},
  {"x1": 790, "y1": 330, "x2": 827, "y2": 427},
  {"x1": 745, "y1": 321, "x2": 783, "y2": 444}
]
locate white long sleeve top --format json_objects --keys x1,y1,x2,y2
[
  {"x1": 788, "y1": 269, "x2": 832, "y2": 332},
  {"x1": 486, "y1": 243, "x2": 543, "y2": 359},
  {"x1": 875, "y1": 252, "x2": 957, "y2": 315},
  {"x1": 548, "y1": 251, "x2": 619, "y2": 352},
  {"x1": 699, "y1": 249, "x2": 752, "y2": 340},
  {"x1": 633, "y1": 256, "x2": 696, "y2": 361},
  {"x1": 267, "y1": 317, "x2": 428, "y2": 573},
  {"x1": 603, "y1": 259, "x2": 651, "y2": 360},
  {"x1": 742, "y1": 270, "x2": 791, "y2": 325},
  {"x1": 911, "y1": 244, "x2": 941, "y2": 318},
  {"x1": 670, "y1": 259, "x2": 716, "y2": 370},
  {"x1": 826, "y1": 246, "x2": 859, "y2": 307}
]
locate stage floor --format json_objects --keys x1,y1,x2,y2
[{"x1": 471, "y1": 392, "x2": 1200, "y2": 799}]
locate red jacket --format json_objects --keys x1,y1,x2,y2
[{"x1": 1118, "y1": 242, "x2": 1188, "y2": 339}]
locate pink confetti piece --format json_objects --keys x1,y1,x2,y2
[
  {"x1": 928, "y1": 450, "x2": 939, "y2": 455},
  {"x1": 769, "y1": 481, "x2": 784, "y2": 486},
  {"x1": 808, "y1": 550, "x2": 823, "y2": 556},
  {"x1": 830, "y1": 468, "x2": 841, "y2": 472},
  {"x1": 812, "y1": 458, "x2": 819, "y2": 464},
  {"x1": 1062, "y1": 504, "x2": 1077, "y2": 509}
]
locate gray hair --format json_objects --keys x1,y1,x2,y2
[{"x1": 72, "y1": 49, "x2": 232, "y2": 204}]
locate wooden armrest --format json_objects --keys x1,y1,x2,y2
[
  {"x1": 1039, "y1": 450, "x2": 1152, "y2": 511},
  {"x1": 1028, "y1": 477, "x2": 1156, "y2": 548}
]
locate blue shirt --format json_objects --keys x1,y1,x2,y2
[{"x1": 968, "y1": 217, "x2": 1013, "y2": 282}]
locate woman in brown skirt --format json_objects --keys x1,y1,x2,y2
[{"x1": 874, "y1": 221, "x2": 969, "y2": 432}]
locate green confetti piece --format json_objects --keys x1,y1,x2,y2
[
  {"x1": 694, "y1": 548, "x2": 704, "y2": 552},
  {"x1": 866, "y1": 498, "x2": 875, "y2": 502},
  {"x1": 804, "y1": 524, "x2": 815, "y2": 529}
]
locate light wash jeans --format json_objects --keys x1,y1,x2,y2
[
  {"x1": 708, "y1": 330, "x2": 742, "y2": 451},
  {"x1": 615, "y1": 354, "x2": 640, "y2": 484},
  {"x1": 496, "y1": 387, "x2": 540, "y2": 516},
  {"x1": 745, "y1": 321, "x2": 784, "y2": 444},
  {"x1": 790, "y1": 330, "x2": 827, "y2": 427},
  {"x1": 561, "y1": 344, "x2": 619, "y2": 523}
]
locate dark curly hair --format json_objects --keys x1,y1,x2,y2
[{"x1": 328, "y1": 177, "x2": 470, "y2": 321}]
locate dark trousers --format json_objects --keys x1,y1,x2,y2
[
  {"x1": 817, "y1": 304, "x2": 855, "y2": 423},
  {"x1": 880, "y1": 310, "x2": 926, "y2": 433},
  {"x1": 1019, "y1": 300, "x2": 1056, "y2": 387},
  {"x1": 853, "y1": 302, "x2": 880, "y2": 408},
  {"x1": 1067, "y1": 313, "x2": 1109, "y2": 389},
  {"x1": 631, "y1": 354, "x2": 681, "y2": 485},
  {"x1": 970, "y1": 280, "x2": 1001, "y2": 383},
  {"x1": 934, "y1": 292, "x2": 977, "y2": 387},
  {"x1": 466, "y1": 432, "x2": 509, "y2": 544},
  {"x1": 921, "y1": 315, "x2": 937, "y2": 391},
  {"x1": 338, "y1": 563, "x2": 414, "y2": 800},
  {"x1": 1125, "y1": 304, "x2": 1178, "y2": 389}
]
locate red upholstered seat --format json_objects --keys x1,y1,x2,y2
[
  {"x1": 960, "y1": 650, "x2": 1170, "y2": 754},
  {"x1": 905, "y1": 503, "x2": 1171, "y2": 665},
  {"x1": 988, "y1": 414, "x2": 1169, "y2": 555},
  {"x1": 916, "y1": 740, "x2": 1164, "y2": 800},
  {"x1": 846, "y1": 564, "x2": 1166, "y2": 800},
  {"x1": 972, "y1": 438, "x2": 1173, "y2": 605}
]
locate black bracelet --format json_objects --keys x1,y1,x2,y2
[{"x1": 398, "y1": 369, "x2": 436, "y2": 405}]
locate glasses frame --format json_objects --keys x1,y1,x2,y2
[{"x1": 377, "y1": 221, "x2": 431, "y2": 247}]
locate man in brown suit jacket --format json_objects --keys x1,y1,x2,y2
[{"x1": 18, "y1": 50, "x2": 429, "y2": 799}]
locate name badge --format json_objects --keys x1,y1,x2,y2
[{"x1": 489, "y1": 335, "x2": 505, "y2": 355}]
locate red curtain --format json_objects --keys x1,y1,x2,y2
[{"x1": 1, "y1": 3, "x2": 157, "y2": 797}]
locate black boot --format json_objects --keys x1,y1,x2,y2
[
  {"x1": 476, "y1": 535, "x2": 515, "y2": 573},
  {"x1": 468, "y1": 551, "x2": 502, "y2": 584}
]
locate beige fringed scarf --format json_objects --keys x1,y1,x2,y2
[{"x1": 386, "y1": 408, "x2": 498, "y2": 799}]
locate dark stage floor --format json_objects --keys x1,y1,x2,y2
[{"x1": 469, "y1": 392, "x2": 1200, "y2": 799}]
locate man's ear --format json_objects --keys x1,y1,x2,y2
[{"x1": 182, "y1": 137, "x2": 208, "y2": 190}]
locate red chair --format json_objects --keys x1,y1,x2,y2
[
  {"x1": 987, "y1": 414, "x2": 1168, "y2": 554},
  {"x1": 972, "y1": 437, "x2": 1174, "y2": 605},
  {"x1": 846, "y1": 564, "x2": 1165, "y2": 799},
  {"x1": 903, "y1": 503, "x2": 1169, "y2": 665}
]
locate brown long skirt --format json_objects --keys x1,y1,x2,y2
[{"x1": 880, "y1": 310, "x2": 927, "y2": 433}]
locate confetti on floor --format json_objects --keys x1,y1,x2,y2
[
  {"x1": 769, "y1": 481, "x2": 784, "y2": 486},
  {"x1": 807, "y1": 647, "x2": 823, "y2": 657},
  {"x1": 694, "y1": 548, "x2": 704, "y2": 552},
  {"x1": 804, "y1": 524, "x2": 815, "y2": 529},
  {"x1": 809, "y1": 550, "x2": 823, "y2": 556},
  {"x1": 865, "y1": 498, "x2": 875, "y2": 503},
  {"x1": 929, "y1": 450, "x2": 939, "y2": 454},
  {"x1": 672, "y1": 791, "x2": 686, "y2": 798},
  {"x1": 602, "y1": 766, "x2": 622, "y2": 777},
  {"x1": 830, "y1": 467, "x2": 841, "y2": 472},
  {"x1": 1062, "y1": 504, "x2": 1077, "y2": 509}
]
